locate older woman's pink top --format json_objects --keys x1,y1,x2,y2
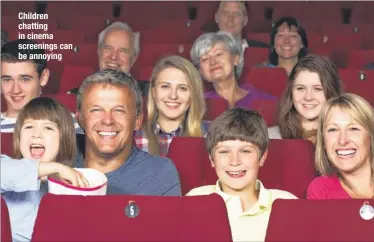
[{"x1": 307, "y1": 176, "x2": 351, "y2": 200}]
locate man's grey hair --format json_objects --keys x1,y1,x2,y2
[
  {"x1": 77, "y1": 69, "x2": 143, "y2": 116},
  {"x1": 190, "y1": 31, "x2": 242, "y2": 66},
  {"x1": 98, "y1": 21, "x2": 140, "y2": 56}
]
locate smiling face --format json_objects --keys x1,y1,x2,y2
[
  {"x1": 211, "y1": 140, "x2": 267, "y2": 194},
  {"x1": 199, "y1": 42, "x2": 239, "y2": 83},
  {"x1": 152, "y1": 67, "x2": 192, "y2": 123},
  {"x1": 1, "y1": 61, "x2": 49, "y2": 118},
  {"x1": 292, "y1": 70, "x2": 327, "y2": 123},
  {"x1": 98, "y1": 29, "x2": 136, "y2": 74},
  {"x1": 19, "y1": 119, "x2": 60, "y2": 162},
  {"x1": 324, "y1": 107, "x2": 371, "y2": 175},
  {"x1": 76, "y1": 83, "x2": 142, "y2": 158},
  {"x1": 215, "y1": 1, "x2": 248, "y2": 39},
  {"x1": 274, "y1": 23, "x2": 303, "y2": 61}
]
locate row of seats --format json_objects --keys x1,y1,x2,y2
[
  {"x1": 4, "y1": 17, "x2": 373, "y2": 48},
  {"x1": 3, "y1": 1, "x2": 373, "y2": 25},
  {"x1": 0, "y1": 133, "x2": 316, "y2": 198},
  {"x1": 2, "y1": 195, "x2": 373, "y2": 241}
]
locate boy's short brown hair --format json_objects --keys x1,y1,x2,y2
[
  {"x1": 206, "y1": 107, "x2": 268, "y2": 158},
  {"x1": 13, "y1": 97, "x2": 76, "y2": 166}
]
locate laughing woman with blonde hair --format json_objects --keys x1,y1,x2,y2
[
  {"x1": 307, "y1": 93, "x2": 374, "y2": 199},
  {"x1": 134, "y1": 55, "x2": 209, "y2": 156}
]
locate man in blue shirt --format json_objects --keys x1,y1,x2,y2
[{"x1": 75, "y1": 69, "x2": 181, "y2": 196}]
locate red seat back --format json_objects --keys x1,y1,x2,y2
[
  {"x1": 251, "y1": 99, "x2": 279, "y2": 127},
  {"x1": 135, "y1": 44, "x2": 191, "y2": 67},
  {"x1": 243, "y1": 47, "x2": 269, "y2": 69},
  {"x1": 339, "y1": 68, "x2": 374, "y2": 105},
  {"x1": 41, "y1": 93, "x2": 77, "y2": 113},
  {"x1": 244, "y1": 67, "x2": 288, "y2": 99},
  {"x1": 346, "y1": 50, "x2": 374, "y2": 69},
  {"x1": 258, "y1": 139, "x2": 316, "y2": 198},
  {"x1": 265, "y1": 199, "x2": 374, "y2": 241},
  {"x1": 167, "y1": 137, "x2": 206, "y2": 195},
  {"x1": 59, "y1": 65, "x2": 95, "y2": 93},
  {"x1": 204, "y1": 98, "x2": 228, "y2": 121},
  {"x1": 1, "y1": 197, "x2": 12, "y2": 242},
  {"x1": 1, "y1": 133, "x2": 14, "y2": 157},
  {"x1": 33, "y1": 194, "x2": 232, "y2": 241}
]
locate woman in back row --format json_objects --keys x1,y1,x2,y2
[
  {"x1": 268, "y1": 54, "x2": 343, "y2": 142},
  {"x1": 260, "y1": 17, "x2": 308, "y2": 75}
]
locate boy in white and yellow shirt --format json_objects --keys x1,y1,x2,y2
[{"x1": 186, "y1": 108, "x2": 297, "y2": 242}]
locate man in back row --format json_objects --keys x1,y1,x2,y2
[
  {"x1": 75, "y1": 69, "x2": 181, "y2": 196},
  {"x1": 206, "y1": 1, "x2": 270, "y2": 78},
  {"x1": 97, "y1": 22, "x2": 139, "y2": 74},
  {"x1": 97, "y1": 21, "x2": 150, "y2": 95}
]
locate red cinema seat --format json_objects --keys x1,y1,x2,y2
[
  {"x1": 251, "y1": 99, "x2": 279, "y2": 127},
  {"x1": 244, "y1": 67, "x2": 288, "y2": 99},
  {"x1": 167, "y1": 137, "x2": 207, "y2": 195},
  {"x1": 1, "y1": 1, "x2": 36, "y2": 16},
  {"x1": 43, "y1": 30, "x2": 85, "y2": 46},
  {"x1": 310, "y1": 47, "x2": 333, "y2": 60},
  {"x1": 121, "y1": 1, "x2": 188, "y2": 21},
  {"x1": 339, "y1": 68, "x2": 374, "y2": 105},
  {"x1": 273, "y1": 2, "x2": 342, "y2": 27},
  {"x1": 136, "y1": 44, "x2": 192, "y2": 67},
  {"x1": 41, "y1": 93, "x2": 77, "y2": 113},
  {"x1": 56, "y1": 15, "x2": 112, "y2": 35},
  {"x1": 1, "y1": 197, "x2": 12, "y2": 242},
  {"x1": 346, "y1": 50, "x2": 374, "y2": 69},
  {"x1": 137, "y1": 66, "x2": 154, "y2": 82},
  {"x1": 0, "y1": 133, "x2": 14, "y2": 157},
  {"x1": 350, "y1": 2, "x2": 374, "y2": 24},
  {"x1": 204, "y1": 98, "x2": 228, "y2": 121},
  {"x1": 59, "y1": 65, "x2": 95, "y2": 93},
  {"x1": 243, "y1": 47, "x2": 269, "y2": 68},
  {"x1": 265, "y1": 199, "x2": 374, "y2": 242},
  {"x1": 62, "y1": 44, "x2": 99, "y2": 69},
  {"x1": 32, "y1": 194, "x2": 232, "y2": 241},
  {"x1": 322, "y1": 33, "x2": 363, "y2": 68},
  {"x1": 2, "y1": 16, "x2": 21, "y2": 33},
  {"x1": 246, "y1": 33, "x2": 270, "y2": 46},
  {"x1": 257, "y1": 139, "x2": 316, "y2": 198},
  {"x1": 47, "y1": 1, "x2": 113, "y2": 17}
]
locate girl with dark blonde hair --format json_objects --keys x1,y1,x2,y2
[{"x1": 268, "y1": 54, "x2": 343, "y2": 141}]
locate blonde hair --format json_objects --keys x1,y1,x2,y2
[
  {"x1": 144, "y1": 55, "x2": 206, "y2": 155},
  {"x1": 315, "y1": 93, "x2": 374, "y2": 176},
  {"x1": 13, "y1": 97, "x2": 76, "y2": 166}
]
